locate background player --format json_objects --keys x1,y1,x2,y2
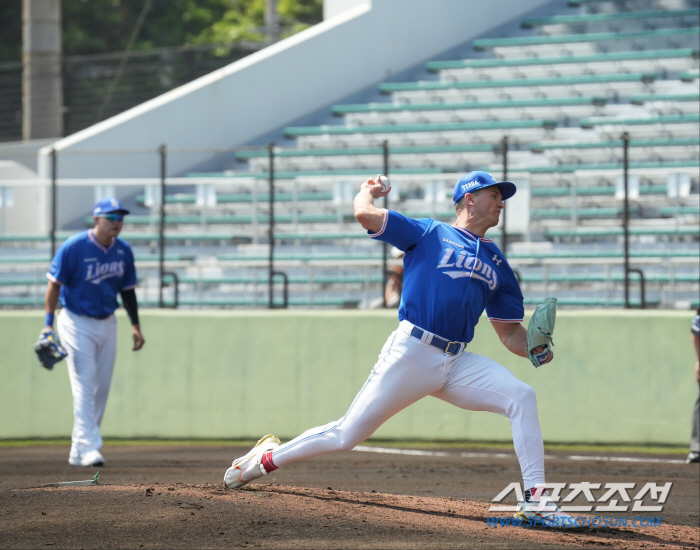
[
  {"x1": 688, "y1": 306, "x2": 700, "y2": 464},
  {"x1": 43, "y1": 198, "x2": 145, "y2": 467},
  {"x1": 223, "y1": 171, "x2": 574, "y2": 527},
  {"x1": 369, "y1": 247, "x2": 404, "y2": 308}
]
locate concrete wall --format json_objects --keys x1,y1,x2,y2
[
  {"x1": 323, "y1": 0, "x2": 370, "y2": 20},
  {"x1": 1, "y1": 309, "x2": 695, "y2": 445},
  {"x1": 0, "y1": 161, "x2": 45, "y2": 233}
]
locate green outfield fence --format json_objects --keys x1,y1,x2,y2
[{"x1": 0, "y1": 309, "x2": 696, "y2": 446}]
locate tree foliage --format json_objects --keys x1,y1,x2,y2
[
  {"x1": 190, "y1": 0, "x2": 323, "y2": 45},
  {"x1": 0, "y1": 1, "x2": 22, "y2": 62},
  {"x1": 0, "y1": 0, "x2": 323, "y2": 62}
]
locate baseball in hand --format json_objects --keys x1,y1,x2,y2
[{"x1": 378, "y1": 175, "x2": 391, "y2": 193}]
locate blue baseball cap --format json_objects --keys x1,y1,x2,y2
[
  {"x1": 453, "y1": 171, "x2": 516, "y2": 204},
  {"x1": 93, "y1": 197, "x2": 130, "y2": 216}
]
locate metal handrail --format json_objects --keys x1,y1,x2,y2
[
  {"x1": 161, "y1": 271, "x2": 179, "y2": 308},
  {"x1": 626, "y1": 268, "x2": 646, "y2": 309},
  {"x1": 270, "y1": 270, "x2": 289, "y2": 309}
]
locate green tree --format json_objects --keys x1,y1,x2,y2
[
  {"x1": 63, "y1": 0, "x2": 323, "y2": 54},
  {"x1": 0, "y1": 1, "x2": 22, "y2": 62},
  {"x1": 61, "y1": 0, "x2": 252, "y2": 55},
  {"x1": 188, "y1": 0, "x2": 322, "y2": 49},
  {"x1": 0, "y1": 0, "x2": 322, "y2": 61}
]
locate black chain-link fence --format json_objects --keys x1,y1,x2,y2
[
  {"x1": 0, "y1": 60, "x2": 22, "y2": 141},
  {"x1": 0, "y1": 42, "x2": 265, "y2": 142}
]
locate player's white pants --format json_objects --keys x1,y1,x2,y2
[
  {"x1": 272, "y1": 320, "x2": 545, "y2": 489},
  {"x1": 57, "y1": 308, "x2": 117, "y2": 456}
]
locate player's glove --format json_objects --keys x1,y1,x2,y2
[
  {"x1": 33, "y1": 328, "x2": 67, "y2": 371},
  {"x1": 526, "y1": 297, "x2": 557, "y2": 367}
]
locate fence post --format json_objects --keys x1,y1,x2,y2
[
  {"x1": 501, "y1": 136, "x2": 509, "y2": 257},
  {"x1": 382, "y1": 140, "x2": 389, "y2": 308},
  {"x1": 158, "y1": 144, "x2": 166, "y2": 308},
  {"x1": 50, "y1": 147, "x2": 57, "y2": 258},
  {"x1": 267, "y1": 142, "x2": 288, "y2": 309},
  {"x1": 622, "y1": 132, "x2": 630, "y2": 309},
  {"x1": 268, "y1": 143, "x2": 274, "y2": 308}
]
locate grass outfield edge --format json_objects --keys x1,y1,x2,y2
[{"x1": 0, "y1": 438, "x2": 689, "y2": 456}]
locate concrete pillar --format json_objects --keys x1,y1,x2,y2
[
  {"x1": 265, "y1": 0, "x2": 280, "y2": 44},
  {"x1": 22, "y1": 0, "x2": 63, "y2": 140}
]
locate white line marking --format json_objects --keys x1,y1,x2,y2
[
  {"x1": 353, "y1": 447, "x2": 451, "y2": 457},
  {"x1": 353, "y1": 446, "x2": 686, "y2": 465},
  {"x1": 567, "y1": 455, "x2": 686, "y2": 464}
]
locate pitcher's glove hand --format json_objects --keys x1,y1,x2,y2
[
  {"x1": 33, "y1": 328, "x2": 67, "y2": 370},
  {"x1": 526, "y1": 297, "x2": 557, "y2": 367}
]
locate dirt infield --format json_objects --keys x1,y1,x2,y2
[{"x1": 1, "y1": 442, "x2": 698, "y2": 549}]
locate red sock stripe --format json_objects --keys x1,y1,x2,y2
[
  {"x1": 527, "y1": 486, "x2": 547, "y2": 501},
  {"x1": 261, "y1": 451, "x2": 278, "y2": 473}
]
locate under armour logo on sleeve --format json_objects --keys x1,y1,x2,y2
[{"x1": 492, "y1": 254, "x2": 502, "y2": 265}]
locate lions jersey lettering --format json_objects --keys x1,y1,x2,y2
[
  {"x1": 370, "y1": 210, "x2": 523, "y2": 343},
  {"x1": 437, "y1": 248, "x2": 498, "y2": 290},
  {"x1": 47, "y1": 230, "x2": 137, "y2": 319},
  {"x1": 85, "y1": 260, "x2": 126, "y2": 284}
]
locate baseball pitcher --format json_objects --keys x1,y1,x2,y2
[{"x1": 223, "y1": 172, "x2": 572, "y2": 528}]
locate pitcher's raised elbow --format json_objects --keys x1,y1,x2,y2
[{"x1": 354, "y1": 208, "x2": 374, "y2": 231}]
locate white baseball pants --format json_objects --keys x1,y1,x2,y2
[
  {"x1": 57, "y1": 308, "x2": 117, "y2": 457},
  {"x1": 272, "y1": 320, "x2": 545, "y2": 489}
]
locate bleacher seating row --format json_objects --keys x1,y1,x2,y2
[{"x1": 2, "y1": 242, "x2": 696, "y2": 304}]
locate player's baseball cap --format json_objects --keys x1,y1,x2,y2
[
  {"x1": 453, "y1": 171, "x2": 516, "y2": 204},
  {"x1": 93, "y1": 197, "x2": 130, "y2": 216}
]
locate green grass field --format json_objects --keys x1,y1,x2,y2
[{"x1": 0, "y1": 438, "x2": 688, "y2": 455}]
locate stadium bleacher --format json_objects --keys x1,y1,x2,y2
[{"x1": 2, "y1": 0, "x2": 698, "y2": 310}]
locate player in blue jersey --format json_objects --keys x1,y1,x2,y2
[
  {"x1": 43, "y1": 198, "x2": 145, "y2": 467},
  {"x1": 223, "y1": 172, "x2": 574, "y2": 527}
]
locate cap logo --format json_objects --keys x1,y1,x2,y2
[
  {"x1": 461, "y1": 180, "x2": 480, "y2": 191},
  {"x1": 110, "y1": 198, "x2": 120, "y2": 208}
]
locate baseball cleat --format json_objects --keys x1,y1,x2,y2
[
  {"x1": 514, "y1": 488, "x2": 577, "y2": 529},
  {"x1": 70, "y1": 449, "x2": 105, "y2": 467},
  {"x1": 68, "y1": 449, "x2": 81, "y2": 467},
  {"x1": 224, "y1": 434, "x2": 281, "y2": 489},
  {"x1": 687, "y1": 451, "x2": 700, "y2": 464},
  {"x1": 80, "y1": 450, "x2": 105, "y2": 467}
]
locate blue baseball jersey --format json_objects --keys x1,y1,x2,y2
[
  {"x1": 47, "y1": 230, "x2": 137, "y2": 318},
  {"x1": 371, "y1": 210, "x2": 524, "y2": 342}
]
